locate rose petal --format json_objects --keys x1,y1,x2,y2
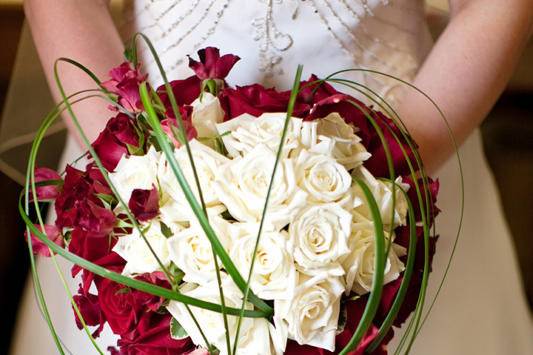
[{"x1": 24, "y1": 224, "x2": 63, "y2": 257}]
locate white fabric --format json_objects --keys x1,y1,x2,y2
[{"x1": 11, "y1": 0, "x2": 533, "y2": 354}]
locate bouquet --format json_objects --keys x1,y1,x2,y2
[{"x1": 22, "y1": 40, "x2": 442, "y2": 355}]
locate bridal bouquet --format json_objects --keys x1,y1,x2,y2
[{"x1": 22, "y1": 41, "x2": 440, "y2": 355}]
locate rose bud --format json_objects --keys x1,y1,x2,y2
[
  {"x1": 128, "y1": 185, "x2": 160, "y2": 222},
  {"x1": 188, "y1": 47, "x2": 240, "y2": 81}
]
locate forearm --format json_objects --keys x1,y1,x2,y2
[
  {"x1": 397, "y1": 0, "x2": 533, "y2": 173},
  {"x1": 25, "y1": 0, "x2": 125, "y2": 143}
]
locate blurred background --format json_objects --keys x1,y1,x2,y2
[{"x1": 0, "y1": 0, "x2": 531, "y2": 353}]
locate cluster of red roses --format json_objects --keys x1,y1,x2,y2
[{"x1": 28, "y1": 47, "x2": 439, "y2": 355}]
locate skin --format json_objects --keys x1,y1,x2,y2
[{"x1": 24, "y1": 0, "x2": 533, "y2": 173}]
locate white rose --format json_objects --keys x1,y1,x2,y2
[
  {"x1": 275, "y1": 273, "x2": 345, "y2": 351},
  {"x1": 108, "y1": 146, "x2": 160, "y2": 203},
  {"x1": 217, "y1": 113, "x2": 303, "y2": 158},
  {"x1": 352, "y1": 167, "x2": 410, "y2": 227},
  {"x1": 290, "y1": 203, "x2": 352, "y2": 276},
  {"x1": 214, "y1": 144, "x2": 307, "y2": 230},
  {"x1": 191, "y1": 92, "x2": 225, "y2": 147},
  {"x1": 113, "y1": 220, "x2": 171, "y2": 276},
  {"x1": 167, "y1": 216, "x2": 232, "y2": 285},
  {"x1": 342, "y1": 224, "x2": 406, "y2": 295},
  {"x1": 300, "y1": 113, "x2": 371, "y2": 170},
  {"x1": 295, "y1": 149, "x2": 352, "y2": 204},
  {"x1": 318, "y1": 113, "x2": 371, "y2": 170},
  {"x1": 167, "y1": 278, "x2": 277, "y2": 355},
  {"x1": 157, "y1": 139, "x2": 230, "y2": 222},
  {"x1": 229, "y1": 223, "x2": 297, "y2": 300}
]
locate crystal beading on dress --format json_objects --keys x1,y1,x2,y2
[
  {"x1": 252, "y1": 0, "x2": 294, "y2": 76},
  {"x1": 121, "y1": 0, "x2": 424, "y2": 98}
]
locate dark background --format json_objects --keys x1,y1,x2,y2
[{"x1": 0, "y1": 3, "x2": 531, "y2": 354}]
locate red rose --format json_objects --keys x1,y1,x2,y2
[
  {"x1": 102, "y1": 62, "x2": 147, "y2": 113},
  {"x1": 402, "y1": 176, "x2": 440, "y2": 223},
  {"x1": 157, "y1": 76, "x2": 202, "y2": 108},
  {"x1": 92, "y1": 113, "x2": 142, "y2": 172},
  {"x1": 72, "y1": 288, "x2": 105, "y2": 337},
  {"x1": 55, "y1": 165, "x2": 115, "y2": 233},
  {"x1": 363, "y1": 111, "x2": 418, "y2": 178},
  {"x1": 97, "y1": 278, "x2": 160, "y2": 336},
  {"x1": 335, "y1": 299, "x2": 388, "y2": 355},
  {"x1": 111, "y1": 313, "x2": 195, "y2": 355},
  {"x1": 392, "y1": 228, "x2": 439, "y2": 328},
  {"x1": 220, "y1": 84, "x2": 309, "y2": 119},
  {"x1": 75, "y1": 252, "x2": 126, "y2": 295},
  {"x1": 86, "y1": 162, "x2": 113, "y2": 195},
  {"x1": 30, "y1": 167, "x2": 62, "y2": 201},
  {"x1": 24, "y1": 224, "x2": 64, "y2": 257},
  {"x1": 188, "y1": 47, "x2": 240, "y2": 80},
  {"x1": 128, "y1": 185, "x2": 159, "y2": 222},
  {"x1": 68, "y1": 228, "x2": 115, "y2": 265}
]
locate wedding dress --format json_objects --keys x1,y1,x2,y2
[{"x1": 10, "y1": 0, "x2": 533, "y2": 354}]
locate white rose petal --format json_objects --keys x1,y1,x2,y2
[
  {"x1": 342, "y1": 224, "x2": 406, "y2": 295},
  {"x1": 159, "y1": 196, "x2": 226, "y2": 230},
  {"x1": 157, "y1": 139, "x2": 230, "y2": 222},
  {"x1": 217, "y1": 113, "x2": 302, "y2": 158},
  {"x1": 290, "y1": 203, "x2": 352, "y2": 276},
  {"x1": 295, "y1": 150, "x2": 352, "y2": 204},
  {"x1": 230, "y1": 223, "x2": 297, "y2": 300},
  {"x1": 167, "y1": 278, "x2": 278, "y2": 355},
  {"x1": 316, "y1": 113, "x2": 371, "y2": 170},
  {"x1": 275, "y1": 273, "x2": 344, "y2": 351},
  {"x1": 214, "y1": 144, "x2": 307, "y2": 230},
  {"x1": 191, "y1": 93, "x2": 225, "y2": 146},
  {"x1": 167, "y1": 216, "x2": 232, "y2": 285},
  {"x1": 113, "y1": 220, "x2": 171, "y2": 276},
  {"x1": 108, "y1": 146, "x2": 160, "y2": 203},
  {"x1": 352, "y1": 167, "x2": 410, "y2": 227}
]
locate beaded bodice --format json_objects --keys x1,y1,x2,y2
[{"x1": 122, "y1": 0, "x2": 432, "y2": 101}]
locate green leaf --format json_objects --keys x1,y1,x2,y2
[
  {"x1": 170, "y1": 317, "x2": 189, "y2": 340},
  {"x1": 160, "y1": 221, "x2": 174, "y2": 238},
  {"x1": 95, "y1": 193, "x2": 116, "y2": 209},
  {"x1": 126, "y1": 143, "x2": 144, "y2": 156},
  {"x1": 124, "y1": 39, "x2": 138, "y2": 66}
]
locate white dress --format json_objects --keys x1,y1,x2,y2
[{"x1": 11, "y1": 0, "x2": 533, "y2": 354}]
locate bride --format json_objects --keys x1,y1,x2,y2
[{"x1": 10, "y1": 0, "x2": 533, "y2": 354}]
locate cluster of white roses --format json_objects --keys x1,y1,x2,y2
[{"x1": 109, "y1": 93, "x2": 410, "y2": 355}]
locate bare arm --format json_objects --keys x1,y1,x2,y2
[
  {"x1": 398, "y1": 0, "x2": 533, "y2": 173},
  {"x1": 24, "y1": 0, "x2": 124, "y2": 143}
]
